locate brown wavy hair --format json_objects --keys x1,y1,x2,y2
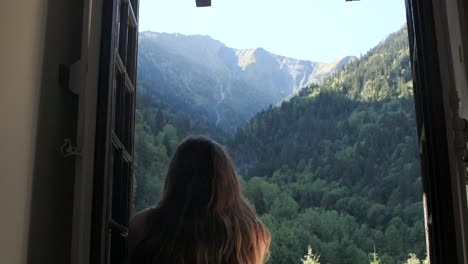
[{"x1": 131, "y1": 136, "x2": 270, "y2": 264}]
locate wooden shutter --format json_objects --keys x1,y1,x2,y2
[
  {"x1": 91, "y1": 0, "x2": 139, "y2": 263},
  {"x1": 405, "y1": 0, "x2": 462, "y2": 263}
]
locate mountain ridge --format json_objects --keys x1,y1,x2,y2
[{"x1": 138, "y1": 31, "x2": 354, "y2": 131}]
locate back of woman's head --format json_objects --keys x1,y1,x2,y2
[
  {"x1": 133, "y1": 136, "x2": 270, "y2": 264},
  {"x1": 160, "y1": 136, "x2": 240, "y2": 210}
]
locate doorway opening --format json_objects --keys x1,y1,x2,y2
[{"x1": 133, "y1": 1, "x2": 426, "y2": 263}]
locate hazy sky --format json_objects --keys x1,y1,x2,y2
[{"x1": 139, "y1": 0, "x2": 407, "y2": 62}]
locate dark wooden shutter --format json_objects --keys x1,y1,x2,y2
[
  {"x1": 405, "y1": 0, "x2": 461, "y2": 263},
  {"x1": 91, "y1": 0, "x2": 139, "y2": 263}
]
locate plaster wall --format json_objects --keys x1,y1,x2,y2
[
  {"x1": 445, "y1": 0, "x2": 468, "y2": 208},
  {"x1": 432, "y1": 0, "x2": 468, "y2": 262},
  {"x1": 26, "y1": 0, "x2": 83, "y2": 262},
  {"x1": 0, "y1": 0, "x2": 84, "y2": 263},
  {"x1": 0, "y1": 1, "x2": 47, "y2": 263}
]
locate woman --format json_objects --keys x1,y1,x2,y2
[{"x1": 129, "y1": 136, "x2": 270, "y2": 264}]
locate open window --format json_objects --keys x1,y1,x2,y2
[
  {"x1": 90, "y1": 0, "x2": 139, "y2": 263},
  {"x1": 87, "y1": 0, "x2": 468, "y2": 263}
]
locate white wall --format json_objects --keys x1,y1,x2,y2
[
  {"x1": 432, "y1": 0, "x2": 468, "y2": 262},
  {"x1": 445, "y1": 0, "x2": 468, "y2": 224},
  {"x1": 0, "y1": 1, "x2": 47, "y2": 263}
]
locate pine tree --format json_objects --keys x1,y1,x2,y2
[
  {"x1": 369, "y1": 248, "x2": 382, "y2": 264},
  {"x1": 301, "y1": 245, "x2": 320, "y2": 264},
  {"x1": 404, "y1": 253, "x2": 421, "y2": 264},
  {"x1": 422, "y1": 255, "x2": 429, "y2": 264}
]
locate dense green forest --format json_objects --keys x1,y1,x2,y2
[{"x1": 133, "y1": 27, "x2": 426, "y2": 263}]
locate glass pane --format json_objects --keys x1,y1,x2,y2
[
  {"x1": 126, "y1": 24, "x2": 138, "y2": 83},
  {"x1": 123, "y1": 85, "x2": 134, "y2": 150},
  {"x1": 114, "y1": 69, "x2": 124, "y2": 141},
  {"x1": 118, "y1": 2, "x2": 128, "y2": 63},
  {"x1": 111, "y1": 147, "x2": 124, "y2": 223}
]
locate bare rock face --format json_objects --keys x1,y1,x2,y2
[{"x1": 138, "y1": 31, "x2": 354, "y2": 131}]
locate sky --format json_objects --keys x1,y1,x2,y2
[{"x1": 139, "y1": 0, "x2": 407, "y2": 62}]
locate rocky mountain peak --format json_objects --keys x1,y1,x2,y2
[{"x1": 137, "y1": 31, "x2": 354, "y2": 130}]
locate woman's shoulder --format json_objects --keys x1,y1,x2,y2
[
  {"x1": 128, "y1": 207, "x2": 156, "y2": 255},
  {"x1": 130, "y1": 207, "x2": 154, "y2": 230}
]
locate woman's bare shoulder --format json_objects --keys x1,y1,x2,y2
[
  {"x1": 130, "y1": 207, "x2": 153, "y2": 230},
  {"x1": 128, "y1": 207, "x2": 155, "y2": 255}
]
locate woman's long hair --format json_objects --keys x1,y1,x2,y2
[{"x1": 131, "y1": 136, "x2": 270, "y2": 264}]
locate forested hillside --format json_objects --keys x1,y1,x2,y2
[
  {"x1": 230, "y1": 92, "x2": 423, "y2": 264},
  {"x1": 134, "y1": 27, "x2": 426, "y2": 264}
]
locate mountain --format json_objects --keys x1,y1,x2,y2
[
  {"x1": 230, "y1": 28, "x2": 413, "y2": 174},
  {"x1": 137, "y1": 31, "x2": 354, "y2": 131},
  {"x1": 306, "y1": 28, "x2": 413, "y2": 102}
]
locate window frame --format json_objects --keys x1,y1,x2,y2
[
  {"x1": 405, "y1": 0, "x2": 468, "y2": 263},
  {"x1": 90, "y1": 0, "x2": 139, "y2": 263},
  {"x1": 87, "y1": 0, "x2": 468, "y2": 263}
]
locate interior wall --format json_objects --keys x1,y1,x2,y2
[
  {"x1": 26, "y1": 0, "x2": 84, "y2": 263},
  {"x1": 457, "y1": 0, "x2": 468, "y2": 208},
  {"x1": 445, "y1": 0, "x2": 468, "y2": 214},
  {"x1": 0, "y1": 0, "x2": 84, "y2": 263},
  {"x1": 0, "y1": 1, "x2": 47, "y2": 263},
  {"x1": 445, "y1": 0, "x2": 468, "y2": 121},
  {"x1": 431, "y1": 0, "x2": 468, "y2": 262}
]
